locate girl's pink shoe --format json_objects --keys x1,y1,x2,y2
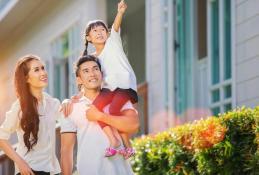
[
  {"x1": 117, "y1": 148, "x2": 127, "y2": 156},
  {"x1": 104, "y1": 147, "x2": 117, "y2": 157},
  {"x1": 118, "y1": 147, "x2": 135, "y2": 159},
  {"x1": 125, "y1": 147, "x2": 135, "y2": 159}
]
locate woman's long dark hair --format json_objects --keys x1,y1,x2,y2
[
  {"x1": 83, "y1": 20, "x2": 108, "y2": 56},
  {"x1": 14, "y1": 55, "x2": 40, "y2": 152}
]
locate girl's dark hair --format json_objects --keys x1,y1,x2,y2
[
  {"x1": 14, "y1": 55, "x2": 41, "y2": 152},
  {"x1": 74, "y1": 55, "x2": 102, "y2": 91},
  {"x1": 83, "y1": 20, "x2": 108, "y2": 56}
]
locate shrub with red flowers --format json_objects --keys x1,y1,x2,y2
[
  {"x1": 131, "y1": 107, "x2": 259, "y2": 175},
  {"x1": 193, "y1": 117, "x2": 227, "y2": 149}
]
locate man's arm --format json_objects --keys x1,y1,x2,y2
[
  {"x1": 86, "y1": 106, "x2": 139, "y2": 134},
  {"x1": 61, "y1": 133, "x2": 76, "y2": 175},
  {"x1": 113, "y1": 0, "x2": 127, "y2": 32}
]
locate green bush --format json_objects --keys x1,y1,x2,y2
[{"x1": 131, "y1": 107, "x2": 259, "y2": 175}]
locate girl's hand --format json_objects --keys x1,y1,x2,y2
[
  {"x1": 118, "y1": 0, "x2": 127, "y2": 14},
  {"x1": 17, "y1": 159, "x2": 35, "y2": 175}
]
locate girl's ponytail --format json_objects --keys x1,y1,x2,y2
[{"x1": 83, "y1": 41, "x2": 88, "y2": 56}]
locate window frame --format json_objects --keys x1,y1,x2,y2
[{"x1": 207, "y1": 0, "x2": 235, "y2": 115}]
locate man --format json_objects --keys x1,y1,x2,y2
[{"x1": 60, "y1": 55, "x2": 139, "y2": 175}]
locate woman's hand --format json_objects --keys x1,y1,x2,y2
[
  {"x1": 71, "y1": 91, "x2": 83, "y2": 103},
  {"x1": 0, "y1": 140, "x2": 34, "y2": 175},
  {"x1": 60, "y1": 92, "x2": 83, "y2": 117},
  {"x1": 60, "y1": 100, "x2": 74, "y2": 117},
  {"x1": 17, "y1": 159, "x2": 35, "y2": 175},
  {"x1": 118, "y1": 0, "x2": 127, "y2": 14}
]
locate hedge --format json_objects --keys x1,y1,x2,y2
[{"x1": 131, "y1": 107, "x2": 259, "y2": 175}]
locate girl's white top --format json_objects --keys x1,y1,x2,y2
[
  {"x1": 0, "y1": 93, "x2": 61, "y2": 175},
  {"x1": 98, "y1": 26, "x2": 137, "y2": 91}
]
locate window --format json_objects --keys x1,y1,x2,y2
[
  {"x1": 211, "y1": 0, "x2": 220, "y2": 85},
  {"x1": 197, "y1": 0, "x2": 207, "y2": 59},
  {"x1": 163, "y1": 0, "x2": 169, "y2": 109},
  {"x1": 209, "y1": 0, "x2": 232, "y2": 116},
  {"x1": 174, "y1": 0, "x2": 192, "y2": 114},
  {"x1": 224, "y1": 0, "x2": 231, "y2": 80},
  {"x1": 45, "y1": 60, "x2": 50, "y2": 93},
  {"x1": 51, "y1": 25, "x2": 81, "y2": 100},
  {"x1": 162, "y1": 0, "x2": 175, "y2": 116}
]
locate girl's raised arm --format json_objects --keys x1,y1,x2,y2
[{"x1": 113, "y1": 0, "x2": 127, "y2": 32}]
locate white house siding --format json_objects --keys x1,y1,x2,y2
[
  {"x1": 0, "y1": 0, "x2": 106, "y2": 122},
  {"x1": 235, "y1": 0, "x2": 259, "y2": 107},
  {"x1": 145, "y1": 0, "x2": 259, "y2": 133},
  {"x1": 146, "y1": 0, "x2": 170, "y2": 133}
]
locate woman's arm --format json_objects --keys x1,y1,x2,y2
[
  {"x1": 0, "y1": 101, "x2": 34, "y2": 174},
  {"x1": 0, "y1": 139, "x2": 34, "y2": 175},
  {"x1": 113, "y1": 0, "x2": 127, "y2": 32},
  {"x1": 86, "y1": 105, "x2": 139, "y2": 134}
]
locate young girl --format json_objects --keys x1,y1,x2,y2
[
  {"x1": 83, "y1": 0, "x2": 138, "y2": 158},
  {"x1": 0, "y1": 55, "x2": 61, "y2": 175}
]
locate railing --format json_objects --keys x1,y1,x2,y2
[
  {"x1": 137, "y1": 82, "x2": 148, "y2": 135},
  {"x1": 0, "y1": 152, "x2": 14, "y2": 175},
  {"x1": 0, "y1": 127, "x2": 61, "y2": 175}
]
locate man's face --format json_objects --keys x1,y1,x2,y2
[{"x1": 77, "y1": 61, "x2": 102, "y2": 90}]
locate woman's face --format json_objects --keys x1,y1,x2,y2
[{"x1": 26, "y1": 59, "x2": 48, "y2": 89}]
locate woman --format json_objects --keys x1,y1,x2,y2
[{"x1": 0, "y1": 55, "x2": 61, "y2": 175}]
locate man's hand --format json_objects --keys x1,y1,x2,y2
[
  {"x1": 86, "y1": 105, "x2": 103, "y2": 121},
  {"x1": 118, "y1": 0, "x2": 127, "y2": 14}
]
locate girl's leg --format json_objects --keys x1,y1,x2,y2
[
  {"x1": 103, "y1": 126, "x2": 121, "y2": 157},
  {"x1": 109, "y1": 89, "x2": 136, "y2": 149},
  {"x1": 109, "y1": 89, "x2": 131, "y2": 116},
  {"x1": 92, "y1": 88, "x2": 113, "y2": 128},
  {"x1": 120, "y1": 132, "x2": 131, "y2": 148},
  {"x1": 104, "y1": 89, "x2": 138, "y2": 157},
  {"x1": 119, "y1": 132, "x2": 135, "y2": 159},
  {"x1": 103, "y1": 126, "x2": 121, "y2": 148},
  {"x1": 93, "y1": 88, "x2": 113, "y2": 110}
]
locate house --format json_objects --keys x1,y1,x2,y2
[
  {"x1": 146, "y1": 0, "x2": 259, "y2": 132},
  {"x1": 0, "y1": 0, "x2": 258, "y2": 173},
  {"x1": 0, "y1": 0, "x2": 258, "y2": 139}
]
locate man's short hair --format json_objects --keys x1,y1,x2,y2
[{"x1": 74, "y1": 55, "x2": 102, "y2": 77}]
